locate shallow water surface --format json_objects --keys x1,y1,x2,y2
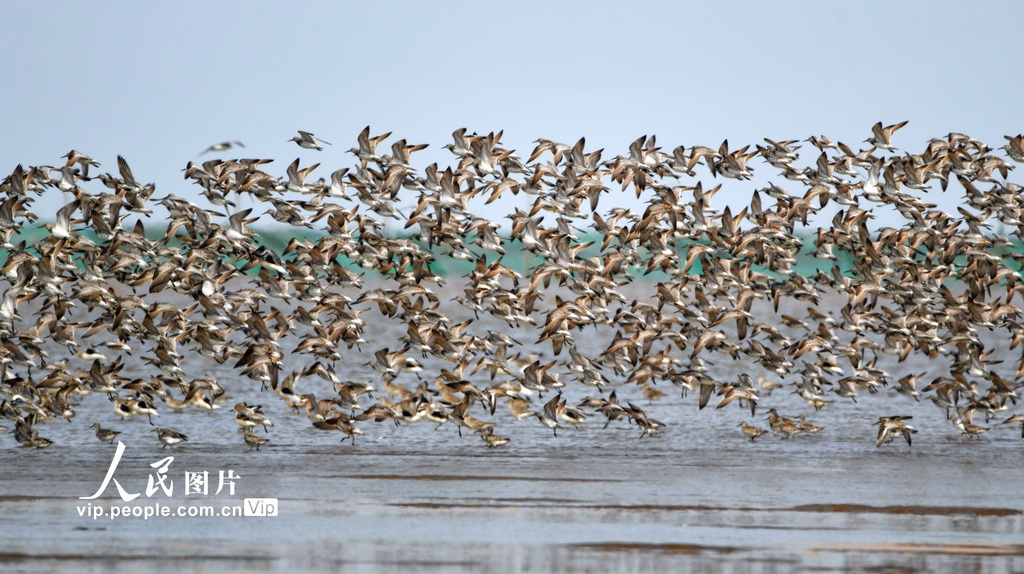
[{"x1": 2, "y1": 391, "x2": 1023, "y2": 573}]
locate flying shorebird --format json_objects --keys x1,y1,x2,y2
[
  {"x1": 313, "y1": 414, "x2": 364, "y2": 444},
  {"x1": 289, "y1": 130, "x2": 331, "y2": 150},
  {"x1": 1002, "y1": 414, "x2": 1024, "y2": 438},
  {"x1": 536, "y1": 395, "x2": 563, "y2": 437},
  {"x1": 865, "y1": 121, "x2": 908, "y2": 151},
  {"x1": 62, "y1": 150, "x2": 100, "y2": 178},
  {"x1": 234, "y1": 402, "x2": 274, "y2": 433},
  {"x1": 874, "y1": 415, "x2": 916, "y2": 447},
  {"x1": 199, "y1": 141, "x2": 245, "y2": 156},
  {"x1": 1003, "y1": 134, "x2": 1024, "y2": 162}
]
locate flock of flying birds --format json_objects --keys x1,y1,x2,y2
[{"x1": 3, "y1": 123, "x2": 1024, "y2": 451}]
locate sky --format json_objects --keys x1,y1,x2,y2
[{"x1": 3, "y1": 1, "x2": 1022, "y2": 231}]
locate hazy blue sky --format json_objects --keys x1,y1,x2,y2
[{"x1": 3, "y1": 1, "x2": 1022, "y2": 228}]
